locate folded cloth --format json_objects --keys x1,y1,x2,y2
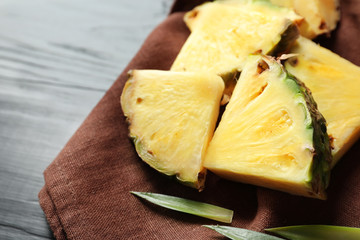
[{"x1": 39, "y1": 0, "x2": 360, "y2": 239}]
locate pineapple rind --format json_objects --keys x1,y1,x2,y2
[
  {"x1": 286, "y1": 73, "x2": 332, "y2": 195},
  {"x1": 132, "y1": 136, "x2": 207, "y2": 190},
  {"x1": 267, "y1": 22, "x2": 299, "y2": 57}
]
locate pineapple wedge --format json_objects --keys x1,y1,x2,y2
[
  {"x1": 269, "y1": 0, "x2": 340, "y2": 39},
  {"x1": 171, "y1": 0, "x2": 302, "y2": 81},
  {"x1": 121, "y1": 70, "x2": 224, "y2": 190},
  {"x1": 284, "y1": 37, "x2": 360, "y2": 167},
  {"x1": 204, "y1": 55, "x2": 332, "y2": 199}
]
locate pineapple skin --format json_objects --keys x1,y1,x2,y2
[
  {"x1": 204, "y1": 55, "x2": 332, "y2": 199},
  {"x1": 121, "y1": 70, "x2": 224, "y2": 190},
  {"x1": 291, "y1": 73, "x2": 332, "y2": 196},
  {"x1": 285, "y1": 37, "x2": 360, "y2": 167}
]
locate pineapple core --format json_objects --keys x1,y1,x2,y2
[
  {"x1": 171, "y1": 0, "x2": 302, "y2": 79},
  {"x1": 121, "y1": 70, "x2": 224, "y2": 190},
  {"x1": 285, "y1": 37, "x2": 360, "y2": 167},
  {"x1": 204, "y1": 55, "x2": 331, "y2": 199}
]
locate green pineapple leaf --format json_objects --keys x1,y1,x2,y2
[
  {"x1": 131, "y1": 192, "x2": 233, "y2": 223},
  {"x1": 266, "y1": 225, "x2": 360, "y2": 240}
]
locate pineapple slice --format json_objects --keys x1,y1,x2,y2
[
  {"x1": 171, "y1": 0, "x2": 302, "y2": 81},
  {"x1": 269, "y1": 0, "x2": 340, "y2": 39},
  {"x1": 204, "y1": 55, "x2": 332, "y2": 199},
  {"x1": 284, "y1": 37, "x2": 360, "y2": 167},
  {"x1": 186, "y1": 0, "x2": 340, "y2": 39},
  {"x1": 121, "y1": 70, "x2": 224, "y2": 190}
]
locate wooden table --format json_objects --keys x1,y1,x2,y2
[{"x1": 0, "y1": 0, "x2": 171, "y2": 239}]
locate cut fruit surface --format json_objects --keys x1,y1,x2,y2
[
  {"x1": 284, "y1": 37, "x2": 360, "y2": 166},
  {"x1": 171, "y1": 0, "x2": 302, "y2": 80},
  {"x1": 121, "y1": 70, "x2": 224, "y2": 190},
  {"x1": 269, "y1": 0, "x2": 340, "y2": 39},
  {"x1": 203, "y1": 55, "x2": 332, "y2": 199}
]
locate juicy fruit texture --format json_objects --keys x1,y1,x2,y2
[
  {"x1": 203, "y1": 55, "x2": 332, "y2": 199},
  {"x1": 270, "y1": 0, "x2": 340, "y2": 39},
  {"x1": 121, "y1": 70, "x2": 224, "y2": 190},
  {"x1": 171, "y1": 0, "x2": 302, "y2": 80},
  {"x1": 285, "y1": 37, "x2": 360, "y2": 167}
]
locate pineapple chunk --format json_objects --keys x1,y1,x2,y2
[
  {"x1": 121, "y1": 70, "x2": 224, "y2": 190},
  {"x1": 171, "y1": 0, "x2": 302, "y2": 80},
  {"x1": 270, "y1": 0, "x2": 340, "y2": 39},
  {"x1": 284, "y1": 37, "x2": 360, "y2": 167},
  {"x1": 204, "y1": 55, "x2": 332, "y2": 199}
]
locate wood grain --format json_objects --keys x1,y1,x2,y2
[{"x1": 0, "y1": 0, "x2": 172, "y2": 239}]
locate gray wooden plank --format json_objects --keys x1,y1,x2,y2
[
  {"x1": 0, "y1": 0, "x2": 172, "y2": 239},
  {"x1": 0, "y1": 198, "x2": 53, "y2": 239}
]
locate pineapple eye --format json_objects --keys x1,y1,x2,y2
[
  {"x1": 188, "y1": 9, "x2": 199, "y2": 19},
  {"x1": 319, "y1": 20, "x2": 327, "y2": 30},
  {"x1": 288, "y1": 57, "x2": 298, "y2": 67},
  {"x1": 257, "y1": 59, "x2": 270, "y2": 74},
  {"x1": 136, "y1": 98, "x2": 143, "y2": 104}
]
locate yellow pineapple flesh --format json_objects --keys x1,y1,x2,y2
[
  {"x1": 204, "y1": 55, "x2": 332, "y2": 199},
  {"x1": 284, "y1": 37, "x2": 360, "y2": 167},
  {"x1": 269, "y1": 0, "x2": 340, "y2": 39},
  {"x1": 121, "y1": 70, "x2": 224, "y2": 190},
  {"x1": 171, "y1": 0, "x2": 302, "y2": 80}
]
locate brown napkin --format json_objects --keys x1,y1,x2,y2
[{"x1": 39, "y1": 1, "x2": 360, "y2": 239}]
